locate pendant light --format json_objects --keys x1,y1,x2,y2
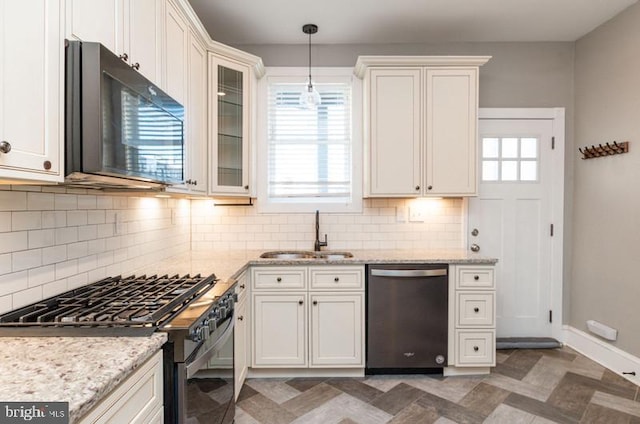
[{"x1": 299, "y1": 23, "x2": 321, "y2": 108}]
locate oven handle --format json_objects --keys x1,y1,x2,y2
[{"x1": 185, "y1": 313, "x2": 235, "y2": 379}]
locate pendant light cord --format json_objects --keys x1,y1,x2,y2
[{"x1": 308, "y1": 30, "x2": 312, "y2": 90}]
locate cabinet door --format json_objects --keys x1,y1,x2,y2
[
  {"x1": 234, "y1": 296, "x2": 247, "y2": 401},
  {"x1": 425, "y1": 68, "x2": 478, "y2": 195},
  {"x1": 367, "y1": 68, "x2": 421, "y2": 196},
  {"x1": 125, "y1": 0, "x2": 163, "y2": 87},
  {"x1": 66, "y1": 0, "x2": 124, "y2": 55},
  {"x1": 164, "y1": 0, "x2": 188, "y2": 105},
  {"x1": 0, "y1": 0, "x2": 64, "y2": 182},
  {"x1": 310, "y1": 294, "x2": 363, "y2": 367},
  {"x1": 209, "y1": 56, "x2": 250, "y2": 195},
  {"x1": 253, "y1": 294, "x2": 306, "y2": 367},
  {"x1": 168, "y1": 30, "x2": 207, "y2": 195}
]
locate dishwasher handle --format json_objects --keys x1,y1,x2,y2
[{"x1": 370, "y1": 268, "x2": 447, "y2": 278}]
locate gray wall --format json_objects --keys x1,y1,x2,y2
[
  {"x1": 239, "y1": 41, "x2": 576, "y2": 322},
  {"x1": 573, "y1": 3, "x2": 640, "y2": 355}
]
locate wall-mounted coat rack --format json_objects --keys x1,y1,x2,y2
[{"x1": 578, "y1": 141, "x2": 629, "y2": 159}]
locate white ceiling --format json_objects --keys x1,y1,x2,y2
[{"x1": 187, "y1": 0, "x2": 637, "y2": 45}]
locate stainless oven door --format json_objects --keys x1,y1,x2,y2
[{"x1": 179, "y1": 312, "x2": 235, "y2": 424}]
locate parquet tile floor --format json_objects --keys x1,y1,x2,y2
[{"x1": 230, "y1": 347, "x2": 640, "y2": 423}]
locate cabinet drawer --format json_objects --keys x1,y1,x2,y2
[
  {"x1": 457, "y1": 267, "x2": 495, "y2": 289},
  {"x1": 456, "y1": 331, "x2": 495, "y2": 366},
  {"x1": 456, "y1": 292, "x2": 495, "y2": 327},
  {"x1": 235, "y1": 272, "x2": 249, "y2": 302},
  {"x1": 252, "y1": 267, "x2": 307, "y2": 290},
  {"x1": 309, "y1": 266, "x2": 364, "y2": 290}
]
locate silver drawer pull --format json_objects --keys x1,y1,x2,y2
[{"x1": 474, "y1": 307, "x2": 480, "y2": 313}]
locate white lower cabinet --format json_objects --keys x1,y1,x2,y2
[
  {"x1": 310, "y1": 294, "x2": 363, "y2": 367},
  {"x1": 253, "y1": 293, "x2": 307, "y2": 367},
  {"x1": 234, "y1": 293, "x2": 248, "y2": 400},
  {"x1": 78, "y1": 350, "x2": 163, "y2": 424},
  {"x1": 251, "y1": 265, "x2": 365, "y2": 369},
  {"x1": 449, "y1": 264, "x2": 496, "y2": 371}
]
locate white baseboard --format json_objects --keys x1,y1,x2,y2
[
  {"x1": 247, "y1": 368, "x2": 365, "y2": 378},
  {"x1": 563, "y1": 325, "x2": 640, "y2": 385}
]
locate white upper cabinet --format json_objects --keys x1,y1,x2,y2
[
  {"x1": 0, "y1": 0, "x2": 64, "y2": 182},
  {"x1": 66, "y1": 0, "x2": 164, "y2": 87},
  {"x1": 163, "y1": 0, "x2": 188, "y2": 104},
  {"x1": 167, "y1": 28, "x2": 208, "y2": 194},
  {"x1": 357, "y1": 56, "x2": 490, "y2": 197},
  {"x1": 367, "y1": 68, "x2": 422, "y2": 196},
  {"x1": 209, "y1": 56, "x2": 251, "y2": 196}
]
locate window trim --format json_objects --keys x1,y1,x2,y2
[{"x1": 256, "y1": 67, "x2": 363, "y2": 214}]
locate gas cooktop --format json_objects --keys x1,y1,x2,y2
[{"x1": 0, "y1": 273, "x2": 217, "y2": 336}]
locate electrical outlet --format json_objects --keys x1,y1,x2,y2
[
  {"x1": 396, "y1": 206, "x2": 407, "y2": 223},
  {"x1": 409, "y1": 206, "x2": 426, "y2": 222}
]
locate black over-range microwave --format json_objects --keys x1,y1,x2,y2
[{"x1": 65, "y1": 40, "x2": 184, "y2": 189}]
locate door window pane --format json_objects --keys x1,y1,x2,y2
[
  {"x1": 502, "y1": 138, "x2": 518, "y2": 158},
  {"x1": 520, "y1": 161, "x2": 537, "y2": 181},
  {"x1": 482, "y1": 138, "x2": 499, "y2": 158},
  {"x1": 480, "y1": 136, "x2": 539, "y2": 182},
  {"x1": 482, "y1": 161, "x2": 499, "y2": 181},
  {"x1": 521, "y1": 138, "x2": 538, "y2": 158},
  {"x1": 501, "y1": 161, "x2": 518, "y2": 181}
]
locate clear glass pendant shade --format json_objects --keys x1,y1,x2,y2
[{"x1": 299, "y1": 81, "x2": 321, "y2": 108}]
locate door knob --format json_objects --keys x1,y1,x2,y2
[{"x1": 470, "y1": 243, "x2": 480, "y2": 252}]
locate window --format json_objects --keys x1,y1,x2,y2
[
  {"x1": 481, "y1": 136, "x2": 538, "y2": 182},
  {"x1": 257, "y1": 69, "x2": 362, "y2": 213}
]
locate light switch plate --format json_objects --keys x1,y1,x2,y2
[{"x1": 409, "y1": 206, "x2": 425, "y2": 222}]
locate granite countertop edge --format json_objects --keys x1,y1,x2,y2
[{"x1": 0, "y1": 332, "x2": 167, "y2": 423}]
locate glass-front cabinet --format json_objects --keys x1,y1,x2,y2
[{"x1": 209, "y1": 55, "x2": 250, "y2": 195}]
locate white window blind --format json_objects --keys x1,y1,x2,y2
[{"x1": 267, "y1": 82, "x2": 352, "y2": 201}]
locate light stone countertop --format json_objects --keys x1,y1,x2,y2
[
  {"x1": 136, "y1": 248, "x2": 497, "y2": 284},
  {"x1": 0, "y1": 248, "x2": 493, "y2": 423},
  {"x1": 0, "y1": 333, "x2": 166, "y2": 423}
]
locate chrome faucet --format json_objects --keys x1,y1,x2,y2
[{"x1": 314, "y1": 210, "x2": 328, "y2": 251}]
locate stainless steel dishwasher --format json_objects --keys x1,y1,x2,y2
[{"x1": 366, "y1": 264, "x2": 448, "y2": 373}]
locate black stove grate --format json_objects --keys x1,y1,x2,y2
[{"x1": 0, "y1": 273, "x2": 217, "y2": 329}]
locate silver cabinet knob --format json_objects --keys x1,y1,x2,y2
[
  {"x1": 0, "y1": 141, "x2": 11, "y2": 154},
  {"x1": 132, "y1": 62, "x2": 140, "y2": 70},
  {"x1": 471, "y1": 228, "x2": 479, "y2": 237},
  {"x1": 119, "y1": 53, "x2": 128, "y2": 62},
  {"x1": 470, "y1": 243, "x2": 480, "y2": 252}
]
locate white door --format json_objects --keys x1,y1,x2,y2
[{"x1": 468, "y1": 117, "x2": 558, "y2": 337}]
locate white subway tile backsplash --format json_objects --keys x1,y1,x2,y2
[
  {"x1": 42, "y1": 211, "x2": 67, "y2": 228},
  {"x1": 12, "y1": 286, "x2": 43, "y2": 309},
  {"x1": 67, "y1": 210, "x2": 88, "y2": 226},
  {"x1": 77, "y1": 195, "x2": 97, "y2": 210},
  {"x1": 0, "y1": 254, "x2": 11, "y2": 275},
  {"x1": 42, "y1": 279, "x2": 68, "y2": 298},
  {"x1": 55, "y1": 227, "x2": 79, "y2": 245},
  {"x1": 28, "y1": 229, "x2": 55, "y2": 249},
  {"x1": 54, "y1": 194, "x2": 78, "y2": 210},
  {"x1": 28, "y1": 265, "x2": 55, "y2": 287},
  {"x1": 11, "y1": 211, "x2": 41, "y2": 231},
  {"x1": 87, "y1": 210, "x2": 106, "y2": 224},
  {"x1": 0, "y1": 271, "x2": 28, "y2": 297},
  {"x1": 55, "y1": 259, "x2": 78, "y2": 280},
  {"x1": 78, "y1": 225, "x2": 98, "y2": 241},
  {"x1": 67, "y1": 241, "x2": 88, "y2": 260},
  {"x1": 41, "y1": 245, "x2": 67, "y2": 266},
  {"x1": 12, "y1": 249, "x2": 42, "y2": 272},
  {"x1": 0, "y1": 231, "x2": 28, "y2": 254},
  {"x1": 0, "y1": 191, "x2": 27, "y2": 211},
  {"x1": 0, "y1": 212, "x2": 10, "y2": 232},
  {"x1": 27, "y1": 192, "x2": 54, "y2": 210},
  {"x1": 0, "y1": 294, "x2": 12, "y2": 314}
]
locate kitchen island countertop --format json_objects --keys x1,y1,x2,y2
[{"x1": 0, "y1": 333, "x2": 167, "y2": 423}]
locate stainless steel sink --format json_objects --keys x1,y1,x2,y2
[
  {"x1": 316, "y1": 251, "x2": 354, "y2": 260},
  {"x1": 259, "y1": 250, "x2": 353, "y2": 260},
  {"x1": 259, "y1": 251, "x2": 317, "y2": 259}
]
